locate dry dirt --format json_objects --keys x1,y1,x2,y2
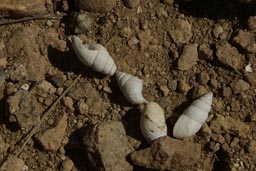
[{"x1": 0, "y1": 0, "x2": 256, "y2": 171}]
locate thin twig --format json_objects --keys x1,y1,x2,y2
[
  {"x1": 0, "y1": 16, "x2": 62, "y2": 26},
  {"x1": 14, "y1": 74, "x2": 81, "y2": 157}
]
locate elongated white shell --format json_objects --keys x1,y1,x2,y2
[
  {"x1": 140, "y1": 102, "x2": 167, "y2": 143},
  {"x1": 115, "y1": 71, "x2": 148, "y2": 104},
  {"x1": 173, "y1": 92, "x2": 213, "y2": 139},
  {"x1": 70, "y1": 35, "x2": 117, "y2": 75}
]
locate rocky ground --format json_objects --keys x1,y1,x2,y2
[{"x1": 0, "y1": 0, "x2": 256, "y2": 171}]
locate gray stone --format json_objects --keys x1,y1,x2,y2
[
  {"x1": 6, "y1": 90, "x2": 44, "y2": 129},
  {"x1": 130, "y1": 136, "x2": 201, "y2": 170},
  {"x1": 83, "y1": 121, "x2": 133, "y2": 171}
]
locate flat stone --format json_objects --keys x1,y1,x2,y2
[
  {"x1": 74, "y1": 0, "x2": 117, "y2": 13},
  {"x1": 177, "y1": 44, "x2": 198, "y2": 70},
  {"x1": 233, "y1": 30, "x2": 256, "y2": 53},
  {"x1": 6, "y1": 90, "x2": 44, "y2": 129},
  {"x1": 36, "y1": 113, "x2": 68, "y2": 152},
  {"x1": 82, "y1": 121, "x2": 133, "y2": 171},
  {"x1": 169, "y1": 19, "x2": 193, "y2": 44},
  {"x1": 0, "y1": 0, "x2": 51, "y2": 18},
  {"x1": 216, "y1": 41, "x2": 244, "y2": 70},
  {"x1": 130, "y1": 136, "x2": 201, "y2": 170},
  {"x1": 210, "y1": 115, "x2": 250, "y2": 138}
]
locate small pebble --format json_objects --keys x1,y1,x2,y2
[
  {"x1": 222, "y1": 87, "x2": 232, "y2": 97},
  {"x1": 197, "y1": 71, "x2": 210, "y2": 85},
  {"x1": 124, "y1": 0, "x2": 140, "y2": 8},
  {"x1": 177, "y1": 80, "x2": 190, "y2": 93},
  {"x1": 212, "y1": 25, "x2": 223, "y2": 38}
]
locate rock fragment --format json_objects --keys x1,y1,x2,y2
[
  {"x1": 82, "y1": 121, "x2": 133, "y2": 171},
  {"x1": 197, "y1": 71, "x2": 210, "y2": 85},
  {"x1": 60, "y1": 158, "x2": 74, "y2": 171},
  {"x1": 169, "y1": 19, "x2": 193, "y2": 44},
  {"x1": 233, "y1": 30, "x2": 256, "y2": 53},
  {"x1": 0, "y1": 0, "x2": 50, "y2": 18},
  {"x1": 177, "y1": 80, "x2": 190, "y2": 93},
  {"x1": 0, "y1": 156, "x2": 26, "y2": 171},
  {"x1": 216, "y1": 41, "x2": 243, "y2": 70},
  {"x1": 68, "y1": 82, "x2": 106, "y2": 115},
  {"x1": 210, "y1": 115, "x2": 250, "y2": 138},
  {"x1": 198, "y1": 44, "x2": 213, "y2": 60},
  {"x1": 212, "y1": 24, "x2": 223, "y2": 38},
  {"x1": 130, "y1": 136, "x2": 201, "y2": 170},
  {"x1": 248, "y1": 16, "x2": 256, "y2": 32},
  {"x1": 0, "y1": 135, "x2": 9, "y2": 157},
  {"x1": 36, "y1": 113, "x2": 68, "y2": 152},
  {"x1": 177, "y1": 44, "x2": 198, "y2": 70},
  {"x1": 244, "y1": 73, "x2": 256, "y2": 86},
  {"x1": 230, "y1": 79, "x2": 250, "y2": 94},
  {"x1": 8, "y1": 63, "x2": 28, "y2": 82},
  {"x1": 74, "y1": 0, "x2": 117, "y2": 13},
  {"x1": 124, "y1": 0, "x2": 140, "y2": 8},
  {"x1": 31, "y1": 80, "x2": 56, "y2": 98},
  {"x1": 6, "y1": 90, "x2": 44, "y2": 129}
]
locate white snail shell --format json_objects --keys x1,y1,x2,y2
[
  {"x1": 70, "y1": 35, "x2": 117, "y2": 76},
  {"x1": 115, "y1": 71, "x2": 148, "y2": 104},
  {"x1": 173, "y1": 92, "x2": 213, "y2": 139},
  {"x1": 140, "y1": 102, "x2": 167, "y2": 143}
]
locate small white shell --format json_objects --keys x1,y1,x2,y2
[
  {"x1": 70, "y1": 35, "x2": 117, "y2": 76},
  {"x1": 173, "y1": 92, "x2": 213, "y2": 139},
  {"x1": 115, "y1": 71, "x2": 148, "y2": 104},
  {"x1": 140, "y1": 102, "x2": 167, "y2": 143}
]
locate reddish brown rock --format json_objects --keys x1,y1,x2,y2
[{"x1": 130, "y1": 136, "x2": 201, "y2": 170}]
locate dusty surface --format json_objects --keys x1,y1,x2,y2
[{"x1": 0, "y1": 0, "x2": 256, "y2": 171}]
